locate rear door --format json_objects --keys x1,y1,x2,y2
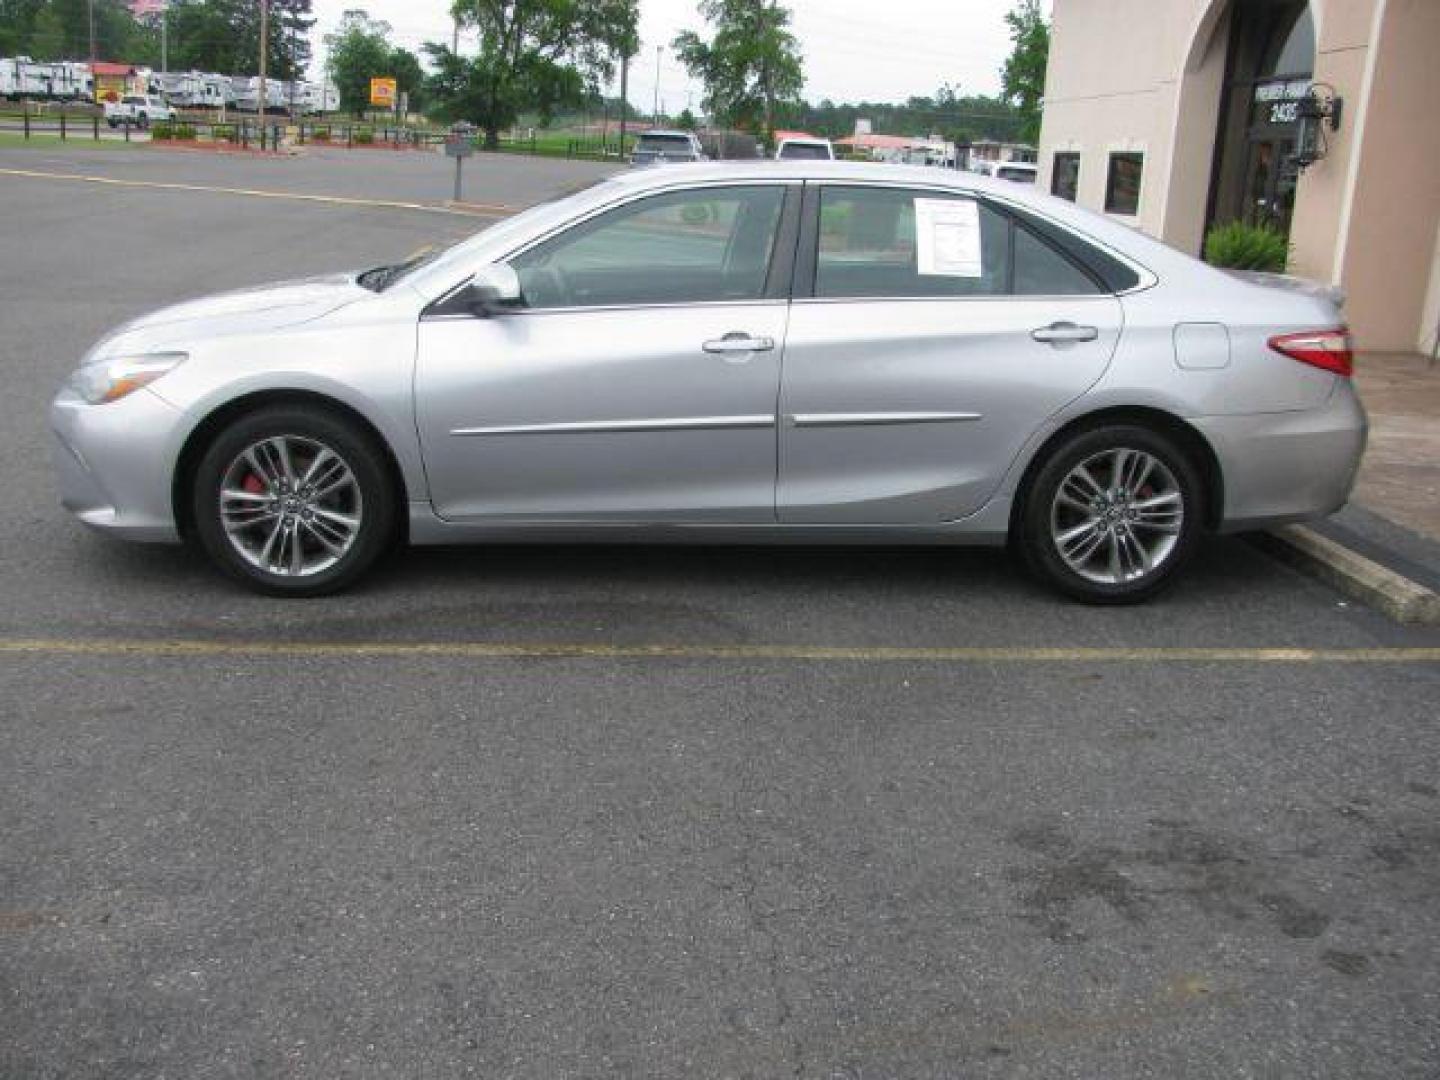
[{"x1": 778, "y1": 183, "x2": 1123, "y2": 523}]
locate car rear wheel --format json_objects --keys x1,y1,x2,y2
[
  {"x1": 1018, "y1": 424, "x2": 1204, "y2": 604},
  {"x1": 136, "y1": 113, "x2": 149, "y2": 129},
  {"x1": 191, "y1": 405, "x2": 397, "y2": 597}
]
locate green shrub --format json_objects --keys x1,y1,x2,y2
[
  {"x1": 171, "y1": 123, "x2": 196, "y2": 141},
  {"x1": 210, "y1": 124, "x2": 236, "y2": 143},
  {"x1": 354, "y1": 126, "x2": 374, "y2": 144},
  {"x1": 311, "y1": 125, "x2": 331, "y2": 142},
  {"x1": 1203, "y1": 221, "x2": 1289, "y2": 273},
  {"x1": 151, "y1": 121, "x2": 173, "y2": 139}
]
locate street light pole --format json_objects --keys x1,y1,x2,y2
[
  {"x1": 652, "y1": 44, "x2": 661, "y2": 125},
  {"x1": 88, "y1": 0, "x2": 96, "y2": 62}
]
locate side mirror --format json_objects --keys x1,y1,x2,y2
[{"x1": 463, "y1": 263, "x2": 523, "y2": 318}]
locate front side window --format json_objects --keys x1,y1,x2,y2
[
  {"x1": 1105, "y1": 152, "x2": 1144, "y2": 215},
  {"x1": 511, "y1": 185, "x2": 786, "y2": 309},
  {"x1": 1052, "y1": 152, "x2": 1080, "y2": 200}
]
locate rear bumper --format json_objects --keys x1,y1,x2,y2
[
  {"x1": 1195, "y1": 379, "x2": 1368, "y2": 532},
  {"x1": 50, "y1": 386, "x2": 183, "y2": 542}
]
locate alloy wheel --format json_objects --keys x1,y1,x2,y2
[
  {"x1": 1048, "y1": 447, "x2": 1184, "y2": 585},
  {"x1": 218, "y1": 435, "x2": 363, "y2": 578}
]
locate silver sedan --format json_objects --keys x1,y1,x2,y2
[{"x1": 51, "y1": 162, "x2": 1366, "y2": 601}]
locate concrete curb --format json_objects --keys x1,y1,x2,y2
[{"x1": 1264, "y1": 524, "x2": 1440, "y2": 624}]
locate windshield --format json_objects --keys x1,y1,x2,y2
[
  {"x1": 382, "y1": 176, "x2": 626, "y2": 294},
  {"x1": 778, "y1": 143, "x2": 831, "y2": 160},
  {"x1": 998, "y1": 166, "x2": 1036, "y2": 182},
  {"x1": 357, "y1": 242, "x2": 458, "y2": 292}
]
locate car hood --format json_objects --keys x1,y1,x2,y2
[
  {"x1": 124, "y1": 274, "x2": 370, "y2": 333},
  {"x1": 89, "y1": 274, "x2": 372, "y2": 358}
]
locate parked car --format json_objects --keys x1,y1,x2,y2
[
  {"x1": 775, "y1": 136, "x2": 835, "y2": 161},
  {"x1": 629, "y1": 129, "x2": 706, "y2": 166},
  {"x1": 104, "y1": 94, "x2": 172, "y2": 129},
  {"x1": 995, "y1": 162, "x2": 1039, "y2": 184},
  {"x1": 51, "y1": 162, "x2": 1366, "y2": 600}
]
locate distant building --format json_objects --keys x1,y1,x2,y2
[
  {"x1": 1039, "y1": 0, "x2": 1440, "y2": 352},
  {"x1": 968, "y1": 139, "x2": 1037, "y2": 165},
  {"x1": 834, "y1": 131, "x2": 954, "y2": 167}
]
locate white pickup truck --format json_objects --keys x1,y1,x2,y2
[{"x1": 104, "y1": 94, "x2": 173, "y2": 129}]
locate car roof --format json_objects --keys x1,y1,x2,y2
[{"x1": 609, "y1": 159, "x2": 1014, "y2": 193}]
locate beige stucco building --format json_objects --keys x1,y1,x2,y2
[{"x1": 1037, "y1": 0, "x2": 1440, "y2": 353}]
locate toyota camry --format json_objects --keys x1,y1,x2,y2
[{"x1": 51, "y1": 162, "x2": 1366, "y2": 601}]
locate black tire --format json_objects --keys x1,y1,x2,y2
[
  {"x1": 191, "y1": 405, "x2": 398, "y2": 597},
  {"x1": 1017, "y1": 424, "x2": 1205, "y2": 604},
  {"x1": 107, "y1": 118, "x2": 118, "y2": 129},
  {"x1": 136, "y1": 113, "x2": 149, "y2": 130}
]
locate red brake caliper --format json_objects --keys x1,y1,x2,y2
[{"x1": 242, "y1": 472, "x2": 266, "y2": 494}]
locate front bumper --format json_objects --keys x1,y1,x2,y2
[
  {"x1": 1195, "y1": 378, "x2": 1369, "y2": 532},
  {"x1": 50, "y1": 385, "x2": 185, "y2": 542}
]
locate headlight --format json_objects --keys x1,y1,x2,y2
[{"x1": 69, "y1": 352, "x2": 188, "y2": 405}]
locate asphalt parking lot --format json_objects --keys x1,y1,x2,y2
[{"x1": 2, "y1": 146, "x2": 1438, "y2": 1079}]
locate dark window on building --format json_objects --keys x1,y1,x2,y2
[
  {"x1": 1052, "y1": 152, "x2": 1080, "y2": 200},
  {"x1": 1105, "y1": 152, "x2": 1144, "y2": 215}
]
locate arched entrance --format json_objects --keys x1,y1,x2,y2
[{"x1": 1205, "y1": 1, "x2": 1316, "y2": 237}]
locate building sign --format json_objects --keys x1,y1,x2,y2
[
  {"x1": 1252, "y1": 78, "x2": 1311, "y2": 126},
  {"x1": 369, "y1": 77, "x2": 397, "y2": 109}
]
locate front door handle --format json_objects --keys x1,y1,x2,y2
[
  {"x1": 703, "y1": 332, "x2": 775, "y2": 355},
  {"x1": 1031, "y1": 321, "x2": 1099, "y2": 345}
]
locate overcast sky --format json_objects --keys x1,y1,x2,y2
[{"x1": 305, "y1": 0, "x2": 1033, "y2": 109}]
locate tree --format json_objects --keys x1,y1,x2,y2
[
  {"x1": 426, "y1": 0, "x2": 638, "y2": 149},
  {"x1": 389, "y1": 45, "x2": 425, "y2": 113},
  {"x1": 325, "y1": 9, "x2": 393, "y2": 115},
  {"x1": 152, "y1": 0, "x2": 312, "y2": 77},
  {"x1": 671, "y1": 0, "x2": 803, "y2": 149},
  {"x1": 676, "y1": 107, "x2": 697, "y2": 131},
  {"x1": 1000, "y1": 0, "x2": 1049, "y2": 144}
]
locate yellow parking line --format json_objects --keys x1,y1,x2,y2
[
  {"x1": 0, "y1": 637, "x2": 1436, "y2": 664},
  {"x1": 0, "y1": 166, "x2": 515, "y2": 217}
]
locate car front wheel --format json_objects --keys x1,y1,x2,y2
[
  {"x1": 191, "y1": 405, "x2": 397, "y2": 596},
  {"x1": 1018, "y1": 424, "x2": 1204, "y2": 604}
]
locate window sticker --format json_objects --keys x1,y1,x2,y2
[{"x1": 914, "y1": 198, "x2": 982, "y2": 277}]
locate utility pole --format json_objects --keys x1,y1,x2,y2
[
  {"x1": 161, "y1": 5, "x2": 168, "y2": 75},
  {"x1": 452, "y1": 15, "x2": 460, "y2": 54},
  {"x1": 618, "y1": 53, "x2": 630, "y2": 153},
  {"x1": 257, "y1": 0, "x2": 269, "y2": 147},
  {"x1": 652, "y1": 44, "x2": 661, "y2": 125},
  {"x1": 87, "y1": 0, "x2": 96, "y2": 62}
]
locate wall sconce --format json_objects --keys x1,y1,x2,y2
[{"x1": 1294, "y1": 83, "x2": 1343, "y2": 169}]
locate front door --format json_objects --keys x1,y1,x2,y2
[
  {"x1": 779, "y1": 184, "x2": 1122, "y2": 524},
  {"x1": 415, "y1": 183, "x2": 797, "y2": 522}
]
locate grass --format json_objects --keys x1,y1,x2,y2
[{"x1": 0, "y1": 131, "x2": 131, "y2": 149}]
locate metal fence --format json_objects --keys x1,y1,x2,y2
[{"x1": 0, "y1": 104, "x2": 634, "y2": 161}]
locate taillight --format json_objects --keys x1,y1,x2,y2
[{"x1": 1267, "y1": 328, "x2": 1354, "y2": 377}]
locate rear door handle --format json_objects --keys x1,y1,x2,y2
[
  {"x1": 1031, "y1": 321, "x2": 1099, "y2": 345},
  {"x1": 703, "y1": 333, "x2": 775, "y2": 355}
]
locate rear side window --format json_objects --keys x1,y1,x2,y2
[
  {"x1": 815, "y1": 187, "x2": 1009, "y2": 298},
  {"x1": 812, "y1": 186, "x2": 1103, "y2": 299},
  {"x1": 1012, "y1": 224, "x2": 1100, "y2": 295}
]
